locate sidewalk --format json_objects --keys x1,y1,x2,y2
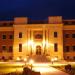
[{"x1": 33, "y1": 66, "x2": 69, "y2": 75}]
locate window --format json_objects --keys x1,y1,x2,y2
[
  {"x1": 67, "y1": 56, "x2": 70, "y2": 59},
  {"x1": 19, "y1": 44, "x2": 22, "y2": 52},
  {"x1": 54, "y1": 32, "x2": 57, "y2": 37},
  {"x1": 9, "y1": 35, "x2": 13, "y2": 39},
  {"x1": 65, "y1": 46, "x2": 69, "y2": 52},
  {"x1": 72, "y1": 34, "x2": 75, "y2": 38},
  {"x1": 73, "y1": 56, "x2": 75, "y2": 60},
  {"x1": 72, "y1": 46, "x2": 75, "y2": 51},
  {"x1": 65, "y1": 34, "x2": 69, "y2": 38},
  {"x1": 2, "y1": 35, "x2": 6, "y2": 39},
  {"x1": 35, "y1": 34, "x2": 43, "y2": 39},
  {"x1": 0, "y1": 49, "x2": 2, "y2": 52},
  {"x1": 54, "y1": 43, "x2": 58, "y2": 52},
  {"x1": 2, "y1": 56, "x2": 5, "y2": 60},
  {"x1": 9, "y1": 46, "x2": 13, "y2": 52},
  {"x1": 9, "y1": 56, "x2": 12, "y2": 60},
  {"x1": 19, "y1": 32, "x2": 22, "y2": 38},
  {"x1": 2, "y1": 46, "x2": 6, "y2": 50}
]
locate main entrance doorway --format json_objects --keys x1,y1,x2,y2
[{"x1": 36, "y1": 45, "x2": 41, "y2": 55}]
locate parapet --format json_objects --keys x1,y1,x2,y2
[
  {"x1": 14, "y1": 17, "x2": 28, "y2": 24},
  {"x1": 48, "y1": 16, "x2": 62, "y2": 24}
]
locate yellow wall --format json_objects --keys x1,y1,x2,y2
[{"x1": 13, "y1": 24, "x2": 63, "y2": 60}]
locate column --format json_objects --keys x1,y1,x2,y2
[
  {"x1": 43, "y1": 27, "x2": 46, "y2": 54},
  {"x1": 45, "y1": 29, "x2": 49, "y2": 54}
]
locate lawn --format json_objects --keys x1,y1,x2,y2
[
  {"x1": 0, "y1": 62, "x2": 24, "y2": 74},
  {"x1": 50, "y1": 62, "x2": 75, "y2": 74}
]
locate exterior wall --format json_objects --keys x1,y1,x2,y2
[
  {"x1": 63, "y1": 25, "x2": 75, "y2": 60},
  {"x1": 0, "y1": 27, "x2": 14, "y2": 59},
  {"x1": 47, "y1": 24, "x2": 63, "y2": 60},
  {"x1": 13, "y1": 24, "x2": 63, "y2": 60},
  {"x1": 13, "y1": 25, "x2": 28, "y2": 60},
  {"x1": 1, "y1": 17, "x2": 75, "y2": 61}
]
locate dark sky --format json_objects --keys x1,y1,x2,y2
[{"x1": 0, "y1": 0, "x2": 75, "y2": 20}]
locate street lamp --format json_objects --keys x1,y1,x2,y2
[
  {"x1": 29, "y1": 59, "x2": 34, "y2": 70},
  {"x1": 54, "y1": 57, "x2": 58, "y2": 61},
  {"x1": 16, "y1": 57, "x2": 20, "y2": 61},
  {"x1": 51, "y1": 58, "x2": 54, "y2": 64}
]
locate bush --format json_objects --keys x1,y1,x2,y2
[{"x1": 65, "y1": 64, "x2": 72, "y2": 71}]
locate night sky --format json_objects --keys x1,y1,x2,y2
[{"x1": 0, "y1": 0, "x2": 75, "y2": 20}]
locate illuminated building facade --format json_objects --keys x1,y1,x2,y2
[{"x1": 0, "y1": 16, "x2": 75, "y2": 61}]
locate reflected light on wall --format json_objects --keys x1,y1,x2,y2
[
  {"x1": 28, "y1": 40, "x2": 33, "y2": 45},
  {"x1": 43, "y1": 41, "x2": 54, "y2": 47}
]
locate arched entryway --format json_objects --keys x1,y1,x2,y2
[{"x1": 36, "y1": 45, "x2": 41, "y2": 55}]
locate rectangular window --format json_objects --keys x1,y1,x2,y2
[
  {"x1": 65, "y1": 34, "x2": 69, "y2": 38},
  {"x1": 2, "y1": 35, "x2": 6, "y2": 39},
  {"x1": 54, "y1": 43, "x2": 58, "y2": 52},
  {"x1": 72, "y1": 46, "x2": 75, "y2": 51},
  {"x1": 67, "y1": 56, "x2": 70, "y2": 59},
  {"x1": 2, "y1": 46, "x2": 6, "y2": 50},
  {"x1": 19, "y1": 32, "x2": 22, "y2": 38},
  {"x1": 72, "y1": 34, "x2": 75, "y2": 38},
  {"x1": 9, "y1": 46, "x2": 13, "y2": 52},
  {"x1": 19, "y1": 44, "x2": 22, "y2": 52},
  {"x1": 65, "y1": 46, "x2": 69, "y2": 52},
  {"x1": 73, "y1": 56, "x2": 75, "y2": 60},
  {"x1": 9, "y1": 35, "x2": 13, "y2": 39},
  {"x1": 54, "y1": 32, "x2": 57, "y2": 37}
]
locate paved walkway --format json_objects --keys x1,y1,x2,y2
[{"x1": 33, "y1": 66, "x2": 69, "y2": 75}]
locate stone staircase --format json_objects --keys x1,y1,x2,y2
[{"x1": 28, "y1": 55, "x2": 50, "y2": 63}]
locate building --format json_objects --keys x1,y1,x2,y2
[{"x1": 0, "y1": 16, "x2": 75, "y2": 61}]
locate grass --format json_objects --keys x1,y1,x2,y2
[
  {"x1": 50, "y1": 62, "x2": 75, "y2": 74},
  {"x1": 0, "y1": 62, "x2": 24, "y2": 74}
]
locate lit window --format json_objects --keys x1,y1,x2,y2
[
  {"x1": 2, "y1": 35, "x2": 6, "y2": 39},
  {"x1": 54, "y1": 43, "x2": 58, "y2": 52},
  {"x1": 54, "y1": 32, "x2": 57, "y2": 37},
  {"x1": 19, "y1": 32, "x2": 22, "y2": 38},
  {"x1": 19, "y1": 44, "x2": 22, "y2": 52}
]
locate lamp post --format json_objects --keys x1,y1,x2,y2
[
  {"x1": 54, "y1": 57, "x2": 58, "y2": 61},
  {"x1": 51, "y1": 57, "x2": 58, "y2": 64},
  {"x1": 51, "y1": 58, "x2": 54, "y2": 64},
  {"x1": 16, "y1": 57, "x2": 20, "y2": 61},
  {"x1": 29, "y1": 59, "x2": 34, "y2": 70}
]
